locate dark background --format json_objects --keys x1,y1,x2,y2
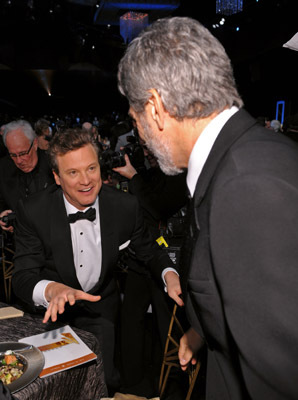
[{"x1": 0, "y1": 0, "x2": 297, "y2": 121}]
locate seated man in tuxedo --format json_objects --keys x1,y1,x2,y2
[
  {"x1": 0, "y1": 119, "x2": 54, "y2": 233},
  {"x1": 12, "y1": 128, "x2": 182, "y2": 392}
]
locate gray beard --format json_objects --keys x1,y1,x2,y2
[
  {"x1": 145, "y1": 136, "x2": 182, "y2": 176},
  {"x1": 140, "y1": 114, "x2": 183, "y2": 176}
]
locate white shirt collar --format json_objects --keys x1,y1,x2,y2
[{"x1": 187, "y1": 106, "x2": 239, "y2": 197}]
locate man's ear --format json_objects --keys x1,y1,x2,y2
[
  {"x1": 53, "y1": 170, "x2": 61, "y2": 186},
  {"x1": 33, "y1": 137, "x2": 38, "y2": 150},
  {"x1": 148, "y1": 89, "x2": 165, "y2": 131}
]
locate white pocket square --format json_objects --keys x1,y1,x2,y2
[{"x1": 119, "y1": 240, "x2": 130, "y2": 251}]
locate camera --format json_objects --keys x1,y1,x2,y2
[
  {"x1": 99, "y1": 137, "x2": 145, "y2": 175},
  {"x1": 0, "y1": 212, "x2": 16, "y2": 227}
]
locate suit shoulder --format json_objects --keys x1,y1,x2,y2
[
  {"x1": 0, "y1": 155, "x2": 17, "y2": 174},
  {"x1": 101, "y1": 183, "x2": 136, "y2": 199},
  {"x1": 21, "y1": 183, "x2": 59, "y2": 209},
  {"x1": 100, "y1": 183, "x2": 138, "y2": 208}
]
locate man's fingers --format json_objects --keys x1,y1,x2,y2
[
  {"x1": 175, "y1": 293, "x2": 184, "y2": 307},
  {"x1": 67, "y1": 293, "x2": 76, "y2": 307},
  {"x1": 43, "y1": 308, "x2": 51, "y2": 324},
  {"x1": 50, "y1": 305, "x2": 58, "y2": 322},
  {"x1": 89, "y1": 295, "x2": 101, "y2": 302},
  {"x1": 43, "y1": 288, "x2": 101, "y2": 324},
  {"x1": 169, "y1": 290, "x2": 184, "y2": 307},
  {"x1": 43, "y1": 303, "x2": 56, "y2": 323},
  {"x1": 57, "y1": 297, "x2": 67, "y2": 314},
  {"x1": 76, "y1": 292, "x2": 101, "y2": 302}
]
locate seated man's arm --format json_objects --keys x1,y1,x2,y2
[
  {"x1": 13, "y1": 198, "x2": 101, "y2": 322},
  {"x1": 125, "y1": 195, "x2": 183, "y2": 306}
]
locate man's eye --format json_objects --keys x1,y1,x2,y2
[{"x1": 69, "y1": 171, "x2": 77, "y2": 176}]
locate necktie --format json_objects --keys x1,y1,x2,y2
[{"x1": 68, "y1": 207, "x2": 96, "y2": 223}]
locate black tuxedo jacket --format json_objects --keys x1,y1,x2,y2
[
  {"x1": 12, "y1": 184, "x2": 172, "y2": 318},
  {"x1": 0, "y1": 149, "x2": 54, "y2": 212},
  {"x1": 183, "y1": 109, "x2": 298, "y2": 399}
]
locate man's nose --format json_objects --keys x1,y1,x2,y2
[
  {"x1": 80, "y1": 172, "x2": 91, "y2": 184},
  {"x1": 15, "y1": 156, "x2": 23, "y2": 164}
]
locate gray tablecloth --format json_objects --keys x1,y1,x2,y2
[{"x1": 0, "y1": 303, "x2": 108, "y2": 400}]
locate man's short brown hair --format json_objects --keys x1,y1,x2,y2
[{"x1": 47, "y1": 128, "x2": 99, "y2": 174}]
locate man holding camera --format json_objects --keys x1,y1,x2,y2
[
  {"x1": 12, "y1": 128, "x2": 182, "y2": 394},
  {"x1": 0, "y1": 119, "x2": 54, "y2": 233}
]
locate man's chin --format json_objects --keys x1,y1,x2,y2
[
  {"x1": 158, "y1": 161, "x2": 184, "y2": 176},
  {"x1": 18, "y1": 166, "x2": 34, "y2": 173}
]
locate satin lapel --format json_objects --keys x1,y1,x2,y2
[
  {"x1": 98, "y1": 186, "x2": 116, "y2": 282},
  {"x1": 50, "y1": 188, "x2": 81, "y2": 289},
  {"x1": 193, "y1": 109, "x2": 257, "y2": 215}
]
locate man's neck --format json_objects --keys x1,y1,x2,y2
[{"x1": 173, "y1": 112, "x2": 220, "y2": 168}]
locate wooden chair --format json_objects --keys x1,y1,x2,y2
[
  {"x1": 159, "y1": 304, "x2": 201, "y2": 400},
  {"x1": 1, "y1": 232, "x2": 15, "y2": 304}
]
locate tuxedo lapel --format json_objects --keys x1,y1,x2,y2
[
  {"x1": 50, "y1": 188, "x2": 82, "y2": 290},
  {"x1": 98, "y1": 186, "x2": 117, "y2": 282}
]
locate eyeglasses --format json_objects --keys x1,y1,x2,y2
[{"x1": 9, "y1": 141, "x2": 34, "y2": 159}]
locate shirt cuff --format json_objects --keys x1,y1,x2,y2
[
  {"x1": 32, "y1": 280, "x2": 53, "y2": 308},
  {"x1": 162, "y1": 268, "x2": 179, "y2": 293}
]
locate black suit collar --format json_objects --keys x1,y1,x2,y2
[{"x1": 193, "y1": 109, "x2": 257, "y2": 208}]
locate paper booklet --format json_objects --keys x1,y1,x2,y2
[{"x1": 19, "y1": 325, "x2": 97, "y2": 378}]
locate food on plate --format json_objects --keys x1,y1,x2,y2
[{"x1": 0, "y1": 350, "x2": 24, "y2": 385}]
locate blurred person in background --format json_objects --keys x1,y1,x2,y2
[{"x1": 0, "y1": 119, "x2": 54, "y2": 233}]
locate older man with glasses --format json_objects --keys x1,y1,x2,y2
[{"x1": 0, "y1": 120, "x2": 55, "y2": 233}]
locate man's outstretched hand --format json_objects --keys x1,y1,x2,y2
[{"x1": 43, "y1": 282, "x2": 101, "y2": 323}]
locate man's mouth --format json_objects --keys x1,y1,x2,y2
[{"x1": 79, "y1": 187, "x2": 92, "y2": 192}]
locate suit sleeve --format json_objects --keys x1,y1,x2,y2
[
  {"x1": 126, "y1": 194, "x2": 175, "y2": 282},
  {"x1": 210, "y1": 174, "x2": 298, "y2": 399},
  {"x1": 129, "y1": 170, "x2": 188, "y2": 222}
]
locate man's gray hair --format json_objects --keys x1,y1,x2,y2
[
  {"x1": 2, "y1": 120, "x2": 36, "y2": 147},
  {"x1": 118, "y1": 17, "x2": 243, "y2": 120}
]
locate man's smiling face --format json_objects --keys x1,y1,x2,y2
[{"x1": 53, "y1": 143, "x2": 102, "y2": 210}]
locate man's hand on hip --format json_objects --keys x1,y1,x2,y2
[{"x1": 43, "y1": 282, "x2": 101, "y2": 323}]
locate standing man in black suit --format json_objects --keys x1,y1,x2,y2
[
  {"x1": 0, "y1": 119, "x2": 54, "y2": 233},
  {"x1": 12, "y1": 129, "x2": 183, "y2": 392},
  {"x1": 118, "y1": 16, "x2": 298, "y2": 399}
]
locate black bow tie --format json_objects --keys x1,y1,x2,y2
[{"x1": 68, "y1": 207, "x2": 96, "y2": 224}]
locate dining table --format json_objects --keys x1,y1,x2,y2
[{"x1": 0, "y1": 302, "x2": 108, "y2": 400}]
